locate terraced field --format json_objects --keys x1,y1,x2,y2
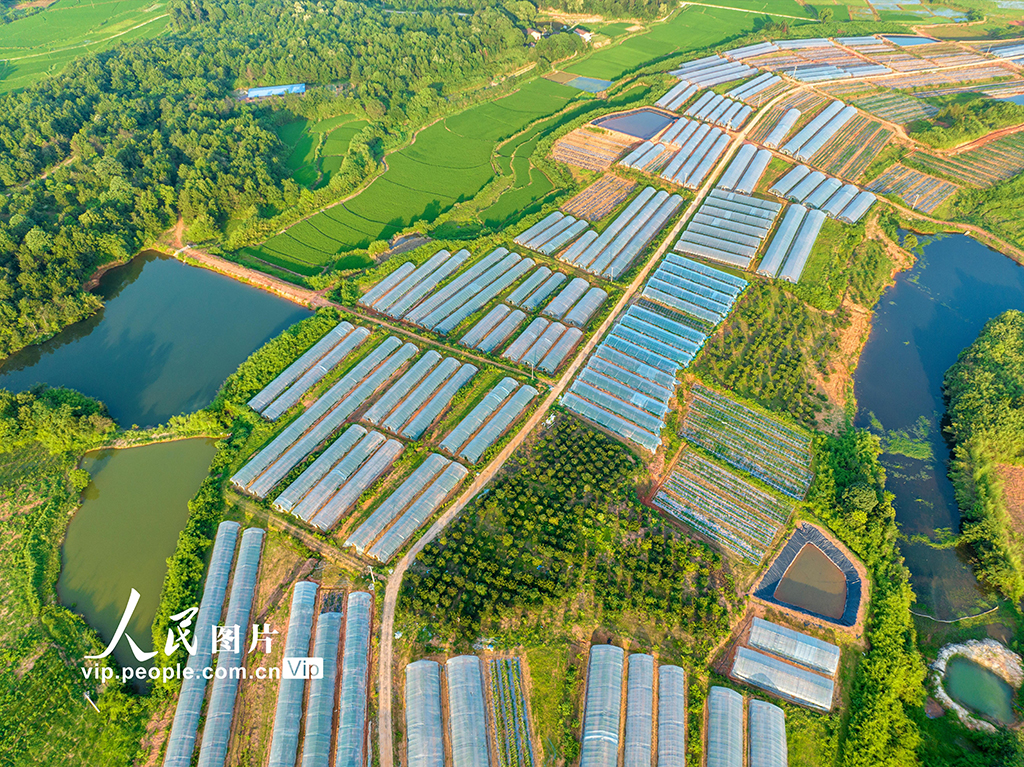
[
  {"x1": 0, "y1": 0, "x2": 171, "y2": 92},
  {"x1": 251, "y1": 78, "x2": 575, "y2": 271}
]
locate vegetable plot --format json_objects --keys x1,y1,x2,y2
[{"x1": 488, "y1": 658, "x2": 535, "y2": 767}]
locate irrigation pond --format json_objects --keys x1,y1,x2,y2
[
  {"x1": 57, "y1": 438, "x2": 218, "y2": 677},
  {"x1": 0, "y1": 251, "x2": 310, "y2": 428},
  {"x1": 853, "y1": 232, "x2": 1024, "y2": 619}
]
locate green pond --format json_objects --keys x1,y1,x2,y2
[
  {"x1": 57, "y1": 438, "x2": 217, "y2": 673},
  {"x1": 943, "y1": 656, "x2": 1017, "y2": 726}
]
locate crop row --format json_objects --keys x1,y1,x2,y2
[
  {"x1": 867, "y1": 164, "x2": 958, "y2": 214},
  {"x1": 561, "y1": 175, "x2": 637, "y2": 221},
  {"x1": 552, "y1": 129, "x2": 635, "y2": 171},
  {"x1": 489, "y1": 658, "x2": 534, "y2": 767},
  {"x1": 810, "y1": 116, "x2": 892, "y2": 181},
  {"x1": 854, "y1": 91, "x2": 937, "y2": 124},
  {"x1": 907, "y1": 133, "x2": 1024, "y2": 187}
]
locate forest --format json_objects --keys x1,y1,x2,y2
[
  {"x1": 943, "y1": 310, "x2": 1024, "y2": 603},
  {"x1": 0, "y1": 0, "x2": 546, "y2": 359}
]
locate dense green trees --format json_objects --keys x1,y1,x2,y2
[
  {"x1": 911, "y1": 95, "x2": 1024, "y2": 149},
  {"x1": 0, "y1": 0, "x2": 542, "y2": 358},
  {"x1": 0, "y1": 386, "x2": 115, "y2": 454},
  {"x1": 943, "y1": 310, "x2": 1024, "y2": 602}
]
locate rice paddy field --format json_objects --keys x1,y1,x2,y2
[
  {"x1": 250, "y1": 79, "x2": 577, "y2": 271},
  {"x1": 276, "y1": 115, "x2": 370, "y2": 188},
  {"x1": 0, "y1": 0, "x2": 171, "y2": 92}
]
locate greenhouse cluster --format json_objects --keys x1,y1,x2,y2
[
  {"x1": 502, "y1": 319, "x2": 582, "y2": 373},
  {"x1": 505, "y1": 267, "x2": 568, "y2": 311},
  {"x1": 652, "y1": 449, "x2": 792, "y2": 564},
  {"x1": 231, "y1": 336, "x2": 416, "y2": 498},
  {"x1": 196, "y1": 527, "x2": 266, "y2": 767},
  {"x1": 363, "y1": 247, "x2": 536, "y2": 335},
  {"x1": 247, "y1": 321, "x2": 370, "y2": 421},
  {"x1": 440, "y1": 377, "x2": 539, "y2": 463},
  {"x1": 360, "y1": 352, "x2": 479, "y2": 439},
  {"x1": 659, "y1": 124, "x2": 731, "y2": 189},
  {"x1": 513, "y1": 212, "x2": 590, "y2": 256},
  {"x1": 564, "y1": 256, "x2": 744, "y2": 453},
  {"x1": 359, "y1": 248, "x2": 469, "y2": 319},
  {"x1": 580, "y1": 647, "x2": 687, "y2": 767},
  {"x1": 674, "y1": 190, "x2": 782, "y2": 269},
  {"x1": 779, "y1": 100, "x2": 858, "y2": 161},
  {"x1": 669, "y1": 53, "x2": 755, "y2": 88},
  {"x1": 706, "y1": 687, "x2": 788, "y2": 767},
  {"x1": 770, "y1": 165, "x2": 875, "y2": 223},
  {"x1": 723, "y1": 72, "x2": 783, "y2": 105},
  {"x1": 685, "y1": 91, "x2": 752, "y2": 130},
  {"x1": 560, "y1": 187, "x2": 684, "y2": 279},
  {"x1": 347, "y1": 453, "x2": 467, "y2": 561},
  {"x1": 278, "y1": 427, "x2": 403, "y2": 531}
]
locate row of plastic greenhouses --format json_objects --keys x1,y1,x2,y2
[
  {"x1": 780, "y1": 100, "x2": 857, "y2": 161},
  {"x1": 716, "y1": 143, "x2": 773, "y2": 195},
  {"x1": 673, "y1": 189, "x2": 782, "y2": 269},
  {"x1": 347, "y1": 453, "x2": 467, "y2": 561},
  {"x1": 502, "y1": 319, "x2": 582, "y2": 373},
  {"x1": 265, "y1": 588, "x2": 373, "y2": 767},
  {"x1": 642, "y1": 251, "x2": 745, "y2": 325},
  {"x1": 274, "y1": 425, "x2": 403, "y2": 531},
  {"x1": 231, "y1": 335, "x2": 417, "y2": 499},
  {"x1": 361, "y1": 247, "x2": 536, "y2": 335},
  {"x1": 405, "y1": 655, "x2": 536, "y2": 767},
  {"x1": 685, "y1": 91, "x2": 753, "y2": 130},
  {"x1": 723, "y1": 72, "x2": 783, "y2": 105},
  {"x1": 564, "y1": 257, "x2": 746, "y2": 453},
  {"x1": 248, "y1": 322, "x2": 370, "y2": 421},
  {"x1": 770, "y1": 164, "x2": 875, "y2": 223},
  {"x1": 656, "y1": 81, "x2": 699, "y2": 112},
  {"x1": 561, "y1": 187, "x2": 684, "y2": 279},
  {"x1": 440, "y1": 377, "x2": 539, "y2": 463},
  {"x1": 619, "y1": 140, "x2": 673, "y2": 173},
  {"x1": 707, "y1": 687, "x2": 788, "y2": 767},
  {"x1": 757, "y1": 204, "x2": 825, "y2": 283},
  {"x1": 361, "y1": 351, "x2": 478, "y2": 439},
  {"x1": 580, "y1": 646, "x2": 688, "y2": 767},
  {"x1": 651, "y1": 448, "x2": 792, "y2": 563},
  {"x1": 669, "y1": 53, "x2": 755, "y2": 88},
  {"x1": 505, "y1": 266, "x2": 567, "y2": 311},
  {"x1": 680, "y1": 383, "x2": 814, "y2": 499},
  {"x1": 659, "y1": 124, "x2": 731, "y2": 189},
  {"x1": 513, "y1": 212, "x2": 590, "y2": 256}
]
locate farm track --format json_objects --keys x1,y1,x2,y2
[{"x1": 374, "y1": 85, "x2": 792, "y2": 767}]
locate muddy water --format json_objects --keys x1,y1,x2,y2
[{"x1": 853, "y1": 233, "x2": 1024, "y2": 618}]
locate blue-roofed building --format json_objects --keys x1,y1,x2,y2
[{"x1": 247, "y1": 83, "x2": 306, "y2": 99}]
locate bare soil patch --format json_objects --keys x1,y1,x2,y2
[{"x1": 996, "y1": 463, "x2": 1024, "y2": 536}]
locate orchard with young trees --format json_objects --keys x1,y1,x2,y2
[{"x1": 400, "y1": 417, "x2": 736, "y2": 656}]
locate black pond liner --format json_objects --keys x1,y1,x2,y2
[{"x1": 755, "y1": 524, "x2": 862, "y2": 627}]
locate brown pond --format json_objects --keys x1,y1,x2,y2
[{"x1": 773, "y1": 543, "x2": 847, "y2": 619}]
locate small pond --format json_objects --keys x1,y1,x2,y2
[
  {"x1": 0, "y1": 251, "x2": 310, "y2": 428},
  {"x1": 57, "y1": 438, "x2": 217, "y2": 676},
  {"x1": 773, "y1": 543, "x2": 847, "y2": 620},
  {"x1": 944, "y1": 656, "x2": 1017, "y2": 726},
  {"x1": 593, "y1": 108, "x2": 675, "y2": 139},
  {"x1": 996, "y1": 94, "x2": 1024, "y2": 107},
  {"x1": 881, "y1": 35, "x2": 938, "y2": 46}
]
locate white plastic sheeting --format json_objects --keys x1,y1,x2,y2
[
  {"x1": 405, "y1": 661, "x2": 444, "y2": 767},
  {"x1": 658, "y1": 666, "x2": 686, "y2": 767},
  {"x1": 268, "y1": 581, "x2": 318, "y2": 767},
  {"x1": 163, "y1": 521, "x2": 240, "y2": 767},
  {"x1": 707, "y1": 686, "x2": 743, "y2": 767},
  {"x1": 749, "y1": 700, "x2": 788, "y2": 767},
  {"x1": 749, "y1": 617, "x2": 840, "y2": 675},
  {"x1": 446, "y1": 656, "x2": 491, "y2": 767},
  {"x1": 732, "y1": 646, "x2": 835, "y2": 711},
  {"x1": 580, "y1": 645, "x2": 624, "y2": 767},
  {"x1": 335, "y1": 592, "x2": 372, "y2": 767},
  {"x1": 196, "y1": 527, "x2": 265, "y2": 767},
  {"x1": 300, "y1": 611, "x2": 342, "y2": 767},
  {"x1": 624, "y1": 654, "x2": 654, "y2": 767}
]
